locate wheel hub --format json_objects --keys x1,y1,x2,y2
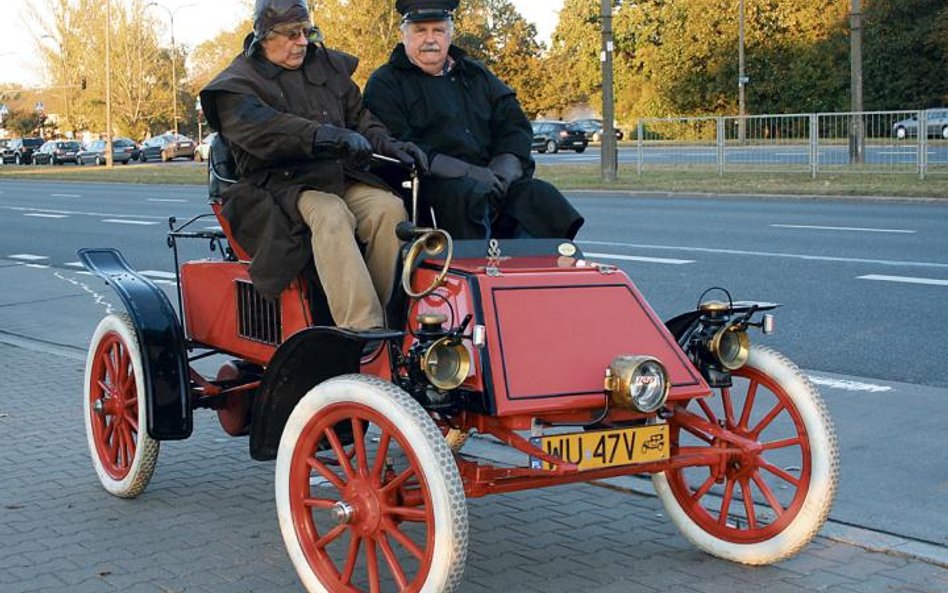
[
  {"x1": 330, "y1": 502, "x2": 354, "y2": 526},
  {"x1": 342, "y1": 477, "x2": 385, "y2": 536}
]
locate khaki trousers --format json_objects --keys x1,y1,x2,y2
[{"x1": 296, "y1": 183, "x2": 406, "y2": 330}]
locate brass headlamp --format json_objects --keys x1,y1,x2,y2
[{"x1": 604, "y1": 355, "x2": 669, "y2": 413}]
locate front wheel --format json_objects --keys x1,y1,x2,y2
[
  {"x1": 942, "y1": 125, "x2": 948, "y2": 140},
  {"x1": 545, "y1": 139, "x2": 559, "y2": 154},
  {"x1": 276, "y1": 374, "x2": 468, "y2": 593},
  {"x1": 653, "y1": 345, "x2": 838, "y2": 565},
  {"x1": 83, "y1": 314, "x2": 159, "y2": 498}
]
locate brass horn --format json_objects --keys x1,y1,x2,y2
[{"x1": 402, "y1": 228, "x2": 454, "y2": 299}]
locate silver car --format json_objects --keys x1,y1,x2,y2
[{"x1": 892, "y1": 108, "x2": 948, "y2": 140}]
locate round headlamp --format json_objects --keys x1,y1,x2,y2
[
  {"x1": 605, "y1": 355, "x2": 669, "y2": 413},
  {"x1": 709, "y1": 327, "x2": 750, "y2": 370},
  {"x1": 420, "y1": 337, "x2": 471, "y2": 391}
]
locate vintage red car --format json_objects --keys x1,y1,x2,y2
[{"x1": 79, "y1": 149, "x2": 838, "y2": 592}]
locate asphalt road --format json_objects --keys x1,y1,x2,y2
[{"x1": 1, "y1": 179, "x2": 947, "y2": 548}]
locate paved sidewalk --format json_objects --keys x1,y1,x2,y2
[{"x1": 1, "y1": 340, "x2": 947, "y2": 593}]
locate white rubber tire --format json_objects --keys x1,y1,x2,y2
[
  {"x1": 275, "y1": 374, "x2": 468, "y2": 593},
  {"x1": 652, "y1": 345, "x2": 838, "y2": 565},
  {"x1": 83, "y1": 314, "x2": 159, "y2": 498}
]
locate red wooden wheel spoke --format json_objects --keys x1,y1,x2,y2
[
  {"x1": 96, "y1": 379, "x2": 110, "y2": 396},
  {"x1": 761, "y1": 436, "x2": 802, "y2": 451},
  {"x1": 690, "y1": 474, "x2": 717, "y2": 503},
  {"x1": 381, "y1": 467, "x2": 416, "y2": 495},
  {"x1": 104, "y1": 346, "x2": 118, "y2": 388},
  {"x1": 340, "y1": 534, "x2": 361, "y2": 585},
  {"x1": 370, "y1": 432, "x2": 392, "y2": 484},
  {"x1": 740, "y1": 479, "x2": 758, "y2": 530},
  {"x1": 383, "y1": 520, "x2": 424, "y2": 560},
  {"x1": 738, "y1": 380, "x2": 759, "y2": 430},
  {"x1": 315, "y1": 523, "x2": 347, "y2": 549},
  {"x1": 365, "y1": 536, "x2": 381, "y2": 593},
  {"x1": 387, "y1": 504, "x2": 427, "y2": 522},
  {"x1": 307, "y1": 457, "x2": 346, "y2": 490},
  {"x1": 681, "y1": 425, "x2": 714, "y2": 445},
  {"x1": 759, "y1": 460, "x2": 801, "y2": 487},
  {"x1": 103, "y1": 420, "x2": 116, "y2": 443},
  {"x1": 697, "y1": 398, "x2": 717, "y2": 423},
  {"x1": 721, "y1": 387, "x2": 736, "y2": 428},
  {"x1": 752, "y1": 473, "x2": 785, "y2": 517},
  {"x1": 750, "y1": 402, "x2": 785, "y2": 438},
  {"x1": 303, "y1": 497, "x2": 338, "y2": 510},
  {"x1": 377, "y1": 532, "x2": 409, "y2": 589},
  {"x1": 323, "y1": 427, "x2": 356, "y2": 480},
  {"x1": 718, "y1": 479, "x2": 736, "y2": 525},
  {"x1": 121, "y1": 426, "x2": 136, "y2": 466},
  {"x1": 351, "y1": 419, "x2": 369, "y2": 476}
]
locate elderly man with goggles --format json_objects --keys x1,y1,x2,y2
[{"x1": 200, "y1": 0, "x2": 428, "y2": 331}]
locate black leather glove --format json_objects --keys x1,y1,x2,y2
[
  {"x1": 380, "y1": 138, "x2": 429, "y2": 173},
  {"x1": 313, "y1": 125, "x2": 372, "y2": 167},
  {"x1": 429, "y1": 154, "x2": 503, "y2": 196},
  {"x1": 488, "y1": 153, "x2": 524, "y2": 196}
]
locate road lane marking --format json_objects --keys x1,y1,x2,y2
[
  {"x1": 147, "y1": 198, "x2": 188, "y2": 203},
  {"x1": 65, "y1": 262, "x2": 84, "y2": 268},
  {"x1": 24, "y1": 213, "x2": 69, "y2": 219},
  {"x1": 580, "y1": 240, "x2": 948, "y2": 269},
  {"x1": 585, "y1": 252, "x2": 694, "y2": 265},
  {"x1": 808, "y1": 375, "x2": 892, "y2": 393},
  {"x1": 204, "y1": 225, "x2": 223, "y2": 231},
  {"x1": 6, "y1": 206, "x2": 167, "y2": 220},
  {"x1": 50, "y1": 193, "x2": 82, "y2": 198},
  {"x1": 140, "y1": 270, "x2": 177, "y2": 279},
  {"x1": 771, "y1": 224, "x2": 915, "y2": 234},
  {"x1": 102, "y1": 219, "x2": 160, "y2": 226},
  {"x1": 8, "y1": 254, "x2": 49, "y2": 261},
  {"x1": 857, "y1": 274, "x2": 948, "y2": 287}
]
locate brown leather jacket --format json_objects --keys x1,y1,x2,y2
[{"x1": 200, "y1": 35, "x2": 392, "y2": 298}]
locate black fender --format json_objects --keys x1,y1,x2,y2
[
  {"x1": 665, "y1": 310, "x2": 703, "y2": 345},
  {"x1": 249, "y1": 326, "x2": 402, "y2": 461},
  {"x1": 78, "y1": 248, "x2": 192, "y2": 440}
]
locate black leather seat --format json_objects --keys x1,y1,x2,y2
[{"x1": 208, "y1": 133, "x2": 238, "y2": 204}]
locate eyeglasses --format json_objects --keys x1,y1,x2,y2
[{"x1": 270, "y1": 25, "x2": 319, "y2": 41}]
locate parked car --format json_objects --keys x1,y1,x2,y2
[
  {"x1": 568, "y1": 118, "x2": 624, "y2": 142},
  {"x1": 139, "y1": 133, "x2": 196, "y2": 162},
  {"x1": 78, "y1": 140, "x2": 133, "y2": 165},
  {"x1": 531, "y1": 120, "x2": 588, "y2": 154},
  {"x1": 195, "y1": 133, "x2": 216, "y2": 162},
  {"x1": 0, "y1": 139, "x2": 13, "y2": 164},
  {"x1": 8, "y1": 137, "x2": 45, "y2": 165},
  {"x1": 892, "y1": 108, "x2": 948, "y2": 140},
  {"x1": 33, "y1": 140, "x2": 82, "y2": 165}
]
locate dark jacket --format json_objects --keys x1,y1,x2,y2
[
  {"x1": 200, "y1": 35, "x2": 392, "y2": 298},
  {"x1": 364, "y1": 44, "x2": 582, "y2": 239}
]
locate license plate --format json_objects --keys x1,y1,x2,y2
[{"x1": 530, "y1": 424, "x2": 669, "y2": 471}]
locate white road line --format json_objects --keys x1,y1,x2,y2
[
  {"x1": 857, "y1": 274, "x2": 948, "y2": 287},
  {"x1": 65, "y1": 262, "x2": 84, "y2": 268},
  {"x1": 8, "y1": 254, "x2": 49, "y2": 261},
  {"x1": 102, "y1": 219, "x2": 160, "y2": 226},
  {"x1": 50, "y1": 193, "x2": 82, "y2": 198},
  {"x1": 204, "y1": 225, "x2": 223, "y2": 231},
  {"x1": 580, "y1": 240, "x2": 948, "y2": 269},
  {"x1": 24, "y1": 213, "x2": 69, "y2": 219},
  {"x1": 24, "y1": 264, "x2": 49, "y2": 269},
  {"x1": 585, "y1": 252, "x2": 694, "y2": 265},
  {"x1": 147, "y1": 198, "x2": 187, "y2": 203},
  {"x1": 140, "y1": 270, "x2": 177, "y2": 279},
  {"x1": 808, "y1": 375, "x2": 892, "y2": 393},
  {"x1": 6, "y1": 206, "x2": 166, "y2": 220},
  {"x1": 771, "y1": 224, "x2": 915, "y2": 234}
]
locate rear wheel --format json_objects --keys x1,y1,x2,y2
[
  {"x1": 895, "y1": 126, "x2": 907, "y2": 140},
  {"x1": 276, "y1": 374, "x2": 468, "y2": 593},
  {"x1": 83, "y1": 314, "x2": 159, "y2": 498},
  {"x1": 653, "y1": 345, "x2": 838, "y2": 565},
  {"x1": 942, "y1": 125, "x2": 948, "y2": 140},
  {"x1": 575, "y1": 145, "x2": 586, "y2": 154},
  {"x1": 545, "y1": 140, "x2": 559, "y2": 154}
]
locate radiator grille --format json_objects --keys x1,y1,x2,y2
[{"x1": 236, "y1": 280, "x2": 282, "y2": 345}]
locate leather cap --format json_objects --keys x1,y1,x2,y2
[
  {"x1": 396, "y1": 0, "x2": 458, "y2": 22},
  {"x1": 250, "y1": 0, "x2": 310, "y2": 52}
]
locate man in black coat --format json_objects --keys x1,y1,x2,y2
[
  {"x1": 200, "y1": 0, "x2": 427, "y2": 330},
  {"x1": 364, "y1": 0, "x2": 584, "y2": 240}
]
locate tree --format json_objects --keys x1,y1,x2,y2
[
  {"x1": 3, "y1": 108, "x2": 48, "y2": 136},
  {"x1": 863, "y1": 0, "x2": 948, "y2": 109}
]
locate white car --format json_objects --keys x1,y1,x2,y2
[
  {"x1": 892, "y1": 108, "x2": 948, "y2": 140},
  {"x1": 195, "y1": 133, "x2": 216, "y2": 162}
]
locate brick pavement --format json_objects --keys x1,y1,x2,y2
[{"x1": 1, "y1": 340, "x2": 947, "y2": 593}]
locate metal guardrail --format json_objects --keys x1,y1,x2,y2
[{"x1": 633, "y1": 110, "x2": 948, "y2": 179}]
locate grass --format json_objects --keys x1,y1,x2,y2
[{"x1": 1, "y1": 161, "x2": 946, "y2": 199}]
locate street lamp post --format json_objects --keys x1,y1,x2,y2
[
  {"x1": 738, "y1": 0, "x2": 747, "y2": 143},
  {"x1": 105, "y1": 0, "x2": 114, "y2": 168},
  {"x1": 147, "y1": 3, "x2": 195, "y2": 136},
  {"x1": 600, "y1": 0, "x2": 617, "y2": 183}
]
